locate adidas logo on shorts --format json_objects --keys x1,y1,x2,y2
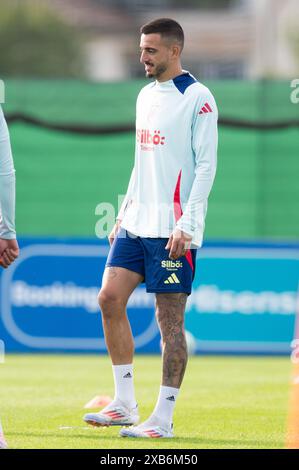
[{"x1": 164, "y1": 273, "x2": 180, "y2": 284}]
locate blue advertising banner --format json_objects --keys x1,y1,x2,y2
[
  {"x1": 0, "y1": 238, "x2": 298, "y2": 354},
  {"x1": 186, "y1": 246, "x2": 299, "y2": 354},
  {"x1": 0, "y1": 238, "x2": 159, "y2": 353}
]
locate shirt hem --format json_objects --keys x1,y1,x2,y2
[{"x1": 120, "y1": 222, "x2": 202, "y2": 247}]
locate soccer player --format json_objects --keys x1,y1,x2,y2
[
  {"x1": 0, "y1": 105, "x2": 19, "y2": 448},
  {"x1": 84, "y1": 18, "x2": 218, "y2": 438}
]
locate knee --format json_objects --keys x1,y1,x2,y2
[
  {"x1": 155, "y1": 307, "x2": 163, "y2": 326},
  {"x1": 155, "y1": 307, "x2": 168, "y2": 334},
  {"x1": 98, "y1": 288, "x2": 124, "y2": 316}
]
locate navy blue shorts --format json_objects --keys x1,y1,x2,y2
[{"x1": 106, "y1": 229, "x2": 197, "y2": 295}]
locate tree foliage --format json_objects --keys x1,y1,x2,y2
[{"x1": 0, "y1": 1, "x2": 85, "y2": 78}]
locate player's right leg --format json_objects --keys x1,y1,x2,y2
[
  {"x1": 84, "y1": 229, "x2": 144, "y2": 427},
  {"x1": 98, "y1": 266, "x2": 143, "y2": 365},
  {"x1": 84, "y1": 266, "x2": 142, "y2": 427}
]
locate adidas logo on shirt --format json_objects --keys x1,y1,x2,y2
[
  {"x1": 166, "y1": 395, "x2": 175, "y2": 402},
  {"x1": 123, "y1": 372, "x2": 132, "y2": 379},
  {"x1": 164, "y1": 273, "x2": 180, "y2": 284},
  {"x1": 199, "y1": 102, "x2": 212, "y2": 114}
]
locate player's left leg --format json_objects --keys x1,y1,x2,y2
[
  {"x1": 120, "y1": 238, "x2": 196, "y2": 438},
  {"x1": 0, "y1": 418, "x2": 8, "y2": 449},
  {"x1": 156, "y1": 292, "x2": 188, "y2": 388},
  {"x1": 120, "y1": 292, "x2": 187, "y2": 438}
]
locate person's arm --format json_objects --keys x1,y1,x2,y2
[
  {"x1": 0, "y1": 109, "x2": 16, "y2": 239},
  {"x1": 0, "y1": 108, "x2": 19, "y2": 268},
  {"x1": 175, "y1": 91, "x2": 218, "y2": 238},
  {"x1": 167, "y1": 91, "x2": 218, "y2": 259}
]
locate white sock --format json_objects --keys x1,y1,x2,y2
[
  {"x1": 152, "y1": 385, "x2": 179, "y2": 426},
  {"x1": 112, "y1": 364, "x2": 136, "y2": 409}
]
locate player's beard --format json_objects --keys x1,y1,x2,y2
[{"x1": 145, "y1": 62, "x2": 168, "y2": 79}]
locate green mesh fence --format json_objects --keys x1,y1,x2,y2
[{"x1": 3, "y1": 79, "x2": 299, "y2": 239}]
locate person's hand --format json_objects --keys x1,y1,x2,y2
[
  {"x1": 108, "y1": 220, "x2": 121, "y2": 246},
  {"x1": 165, "y1": 229, "x2": 192, "y2": 260},
  {"x1": 0, "y1": 238, "x2": 19, "y2": 269}
]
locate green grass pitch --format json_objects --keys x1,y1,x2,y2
[{"x1": 0, "y1": 354, "x2": 291, "y2": 449}]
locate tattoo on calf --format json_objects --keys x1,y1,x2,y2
[{"x1": 156, "y1": 293, "x2": 188, "y2": 388}]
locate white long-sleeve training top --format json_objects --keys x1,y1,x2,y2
[
  {"x1": 117, "y1": 71, "x2": 218, "y2": 248},
  {"x1": 0, "y1": 106, "x2": 16, "y2": 239}
]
